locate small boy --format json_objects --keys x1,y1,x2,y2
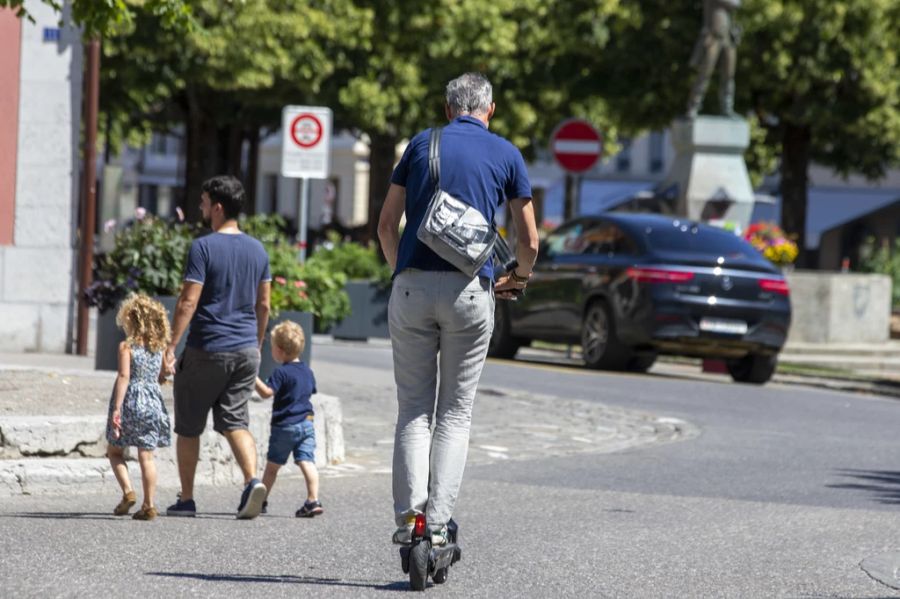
[{"x1": 254, "y1": 320, "x2": 323, "y2": 517}]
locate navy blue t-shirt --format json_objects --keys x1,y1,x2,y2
[
  {"x1": 267, "y1": 361, "x2": 316, "y2": 426},
  {"x1": 183, "y1": 232, "x2": 271, "y2": 352},
  {"x1": 390, "y1": 115, "x2": 532, "y2": 280}
]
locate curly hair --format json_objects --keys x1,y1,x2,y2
[
  {"x1": 271, "y1": 320, "x2": 305, "y2": 361},
  {"x1": 116, "y1": 294, "x2": 171, "y2": 353}
]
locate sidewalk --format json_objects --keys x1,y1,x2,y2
[{"x1": 0, "y1": 340, "x2": 698, "y2": 496}]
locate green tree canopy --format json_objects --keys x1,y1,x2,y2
[
  {"x1": 593, "y1": 0, "x2": 900, "y2": 262},
  {"x1": 0, "y1": 0, "x2": 192, "y2": 38}
]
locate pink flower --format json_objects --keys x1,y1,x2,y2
[
  {"x1": 275, "y1": 276, "x2": 287, "y2": 285},
  {"x1": 135, "y1": 207, "x2": 147, "y2": 220},
  {"x1": 103, "y1": 219, "x2": 116, "y2": 233},
  {"x1": 298, "y1": 291, "x2": 308, "y2": 299},
  {"x1": 175, "y1": 207, "x2": 185, "y2": 222},
  {"x1": 293, "y1": 280, "x2": 307, "y2": 289}
]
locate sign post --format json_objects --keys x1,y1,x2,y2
[
  {"x1": 281, "y1": 105, "x2": 332, "y2": 261},
  {"x1": 551, "y1": 119, "x2": 603, "y2": 220}
]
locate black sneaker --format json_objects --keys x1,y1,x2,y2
[
  {"x1": 261, "y1": 501, "x2": 268, "y2": 515},
  {"x1": 236, "y1": 479, "x2": 266, "y2": 520},
  {"x1": 295, "y1": 500, "x2": 323, "y2": 518},
  {"x1": 166, "y1": 498, "x2": 197, "y2": 517}
]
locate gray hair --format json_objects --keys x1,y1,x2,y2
[{"x1": 445, "y1": 73, "x2": 493, "y2": 117}]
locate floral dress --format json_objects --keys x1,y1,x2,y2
[{"x1": 106, "y1": 344, "x2": 171, "y2": 449}]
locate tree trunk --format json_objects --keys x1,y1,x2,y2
[
  {"x1": 183, "y1": 90, "x2": 235, "y2": 224},
  {"x1": 246, "y1": 127, "x2": 260, "y2": 215},
  {"x1": 367, "y1": 133, "x2": 398, "y2": 246},
  {"x1": 779, "y1": 123, "x2": 811, "y2": 267}
]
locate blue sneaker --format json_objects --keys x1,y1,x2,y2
[
  {"x1": 236, "y1": 478, "x2": 266, "y2": 520},
  {"x1": 166, "y1": 498, "x2": 196, "y2": 517}
]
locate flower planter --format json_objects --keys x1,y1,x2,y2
[
  {"x1": 95, "y1": 296, "x2": 183, "y2": 371},
  {"x1": 328, "y1": 281, "x2": 391, "y2": 341},
  {"x1": 258, "y1": 311, "x2": 314, "y2": 380}
]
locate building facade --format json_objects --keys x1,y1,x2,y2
[{"x1": 0, "y1": 3, "x2": 82, "y2": 353}]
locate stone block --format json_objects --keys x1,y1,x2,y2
[
  {"x1": 38, "y1": 303, "x2": 71, "y2": 353},
  {"x1": 0, "y1": 393, "x2": 345, "y2": 495},
  {"x1": 0, "y1": 303, "x2": 39, "y2": 351},
  {"x1": 786, "y1": 272, "x2": 891, "y2": 344},
  {"x1": 15, "y1": 164, "x2": 77, "y2": 210},
  {"x1": 14, "y1": 205, "x2": 74, "y2": 247},
  {"x1": 2, "y1": 247, "x2": 73, "y2": 303},
  {"x1": 16, "y1": 119, "x2": 76, "y2": 170},
  {"x1": 0, "y1": 415, "x2": 107, "y2": 458}
]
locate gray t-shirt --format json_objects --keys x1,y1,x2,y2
[{"x1": 183, "y1": 232, "x2": 271, "y2": 352}]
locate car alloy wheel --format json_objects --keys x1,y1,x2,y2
[{"x1": 582, "y1": 304, "x2": 610, "y2": 364}]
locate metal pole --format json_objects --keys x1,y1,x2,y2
[
  {"x1": 76, "y1": 38, "x2": 100, "y2": 356},
  {"x1": 297, "y1": 177, "x2": 309, "y2": 261},
  {"x1": 563, "y1": 173, "x2": 576, "y2": 221}
]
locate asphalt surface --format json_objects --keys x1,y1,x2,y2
[{"x1": 4, "y1": 340, "x2": 900, "y2": 597}]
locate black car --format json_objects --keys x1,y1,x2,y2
[{"x1": 489, "y1": 214, "x2": 792, "y2": 384}]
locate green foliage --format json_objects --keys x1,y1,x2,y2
[
  {"x1": 85, "y1": 216, "x2": 197, "y2": 313},
  {"x1": 307, "y1": 232, "x2": 392, "y2": 286},
  {"x1": 858, "y1": 237, "x2": 900, "y2": 308},
  {"x1": 242, "y1": 215, "x2": 351, "y2": 328},
  {"x1": 0, "y1": 0, "x2": 193, "y2": 39}
]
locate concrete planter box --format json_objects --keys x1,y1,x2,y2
[
  {"x1": 259, "y1": 310, "x2": 314, "y2": 380},
  {"x1": 329, "y1": 281, "x2": 391, "y2": 341},
  {"x1": 95, "y1": 296, "x2": 184, "y2": 371},
  {"x1": 786, "y1": 271, "x2": 892, "y2": 344}
]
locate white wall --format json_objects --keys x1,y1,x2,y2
[{"x1": 0, "y1": 1, "x2": 81, "y2": 352}]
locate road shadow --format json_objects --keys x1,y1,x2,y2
[
  {"x1": 147, "y1": 571, "x2": 408, "y2": 591},
  {"x1": 0, "y1": 511, "x2": 119, "y2": 521},
  {"x1": 828, "y1": 468, "x2": 900, "y2": 504}
]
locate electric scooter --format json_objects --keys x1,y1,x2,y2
[{"x1": 399, "y1": 515, "x2": 462, "y2": 591}]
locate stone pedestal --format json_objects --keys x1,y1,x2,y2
[{"x1": 663, "y1": 116, "x2": 754, "y2": 230}]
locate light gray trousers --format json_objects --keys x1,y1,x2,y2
[{"x1": 389, "y1": 269, "x2": 494, "y2": 530}]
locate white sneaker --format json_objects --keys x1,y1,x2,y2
[
  {"x1": 430, "y1": 526, "x2": 449, "y2": 547},
  {"x1": 392, "y1": 514, "x2": 417, "y2": 545}
]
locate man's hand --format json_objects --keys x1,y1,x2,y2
[
  {"x1": 163, "y1": 346, "x2": 177, "y2": 377},
  {"x1": 494, "y1": 271, "x2": 529, "y2": 301}
]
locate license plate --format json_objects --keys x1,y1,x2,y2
[{"x1": 699, "y1": 317, "x2": 748, "y2": 335}]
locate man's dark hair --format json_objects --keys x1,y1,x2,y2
[{"x1": 201, "y1": 175, "x2": 245, "y2": 219}]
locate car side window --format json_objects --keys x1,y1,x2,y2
[
  {"x1": 577, "y1": 223, "x2": 638, "y2": 256},
  {"x1": 543, "y1": 222, "x2": 584, "y2": 258}
]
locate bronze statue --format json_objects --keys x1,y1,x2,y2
[{"x1": 686, "y1": 0, "x2": 741, "y2": 118}]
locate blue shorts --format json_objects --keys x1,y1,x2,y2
[{"x1": 267, "y1": 419, "x2": 316, "y2": 465}]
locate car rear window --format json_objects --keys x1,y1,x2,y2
[{"x1": 642, "y1": 222, "x2": 754, "y2": 255}]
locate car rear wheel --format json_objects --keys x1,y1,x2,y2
[
  {"x1": 488, "y1": 301, "x2": 523, "y2": 359},
  {"x1": 727, "y1": 353, "x2": 777, "y2": 384},
  {"x1": 581, "y1": 301, "x2": 630, "y2": 370}
]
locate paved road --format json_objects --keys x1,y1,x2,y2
[{"x1": 3, "y1": 340, "x2": 900, "y2": 597}]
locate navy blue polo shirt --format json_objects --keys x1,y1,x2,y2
[
  {"x1": 266, "y1": 361, "x2": 316, "y2": 426},
  {"x1": 183, "y1": 232, "x2": 271, "y2": 352},
  {"x1": 390, "y1": 115, "x2": 532, "y2": 280}
]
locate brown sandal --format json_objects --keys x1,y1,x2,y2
[
  {"x1": 132, "y1": 505, "x2": 158, "y2": 521},
  {"x1": 113, "y1": 491, "x2": 137, "y2": 516}
]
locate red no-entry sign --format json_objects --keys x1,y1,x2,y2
[{"x1": 551, "y1": 119, "x2": 603, "y2": 173}]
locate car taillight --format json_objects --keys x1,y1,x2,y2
[
  {"x1": 759, "y1": 278, "x2": 790, "y2": 296},
  {"x1": 626, "y1": 267, "x2": 695, "y2": 283}
]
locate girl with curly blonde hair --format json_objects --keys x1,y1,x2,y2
[{"x1": 105, "y1": 294, "x2": 172, "y2": 520}]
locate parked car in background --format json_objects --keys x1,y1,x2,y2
[{"x1": 489, "y1": 214, "x2": 792, "y2": 384}]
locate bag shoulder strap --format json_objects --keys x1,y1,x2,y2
[{"x1": 428, "y1": 127, "x2": 442, "y2": 191}]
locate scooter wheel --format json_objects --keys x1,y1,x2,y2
[
  {"x1": 433, "y1": 567, "x2": 449, "y2": 584},
  {"x1": 409, "y1": 541, "x2": 430, "y2": 591}
]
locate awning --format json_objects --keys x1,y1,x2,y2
[{"x1": 805, "y1": 187, "x2": 900, "y2": 249}]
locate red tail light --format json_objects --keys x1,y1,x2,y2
[
  {"x1": 414, "y1": 514, "x2": 426, "y2": 538},
  {"x1": 759, "y1": 278, "x2": 790, "y2": 296},
  {"x1": 626, "y1": 267, "x2": 695, "y2": 283}
]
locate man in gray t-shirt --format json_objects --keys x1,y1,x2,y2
[{"x1": 164, "y1": 175, "x2": 272, "y2": 520}]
